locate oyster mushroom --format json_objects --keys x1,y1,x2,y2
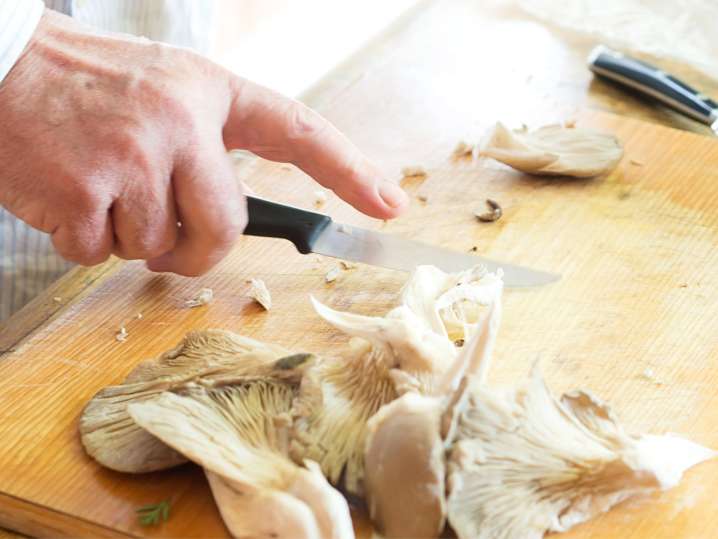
[
  {"x1": 446, "y1": 365, "x2": 715, "y2": 539},
  {"x1": 291, "y1": 265, "x2": 502, "y2": 496},
  {"x1": 128, "y1": 382, "x2": 353, "y2": 539},
  {"x1": 479, "y1": 122, "x2": 623, "y2": 178},
  {"x1": 80, "y1": 330, "x2": 306, "y2": 472},
  {"x1": 364, "y1": 393, "x2": 446, "y2": 539},
  {"x1": 362, "y1": 298, "x2": 502, "y2": 539}
]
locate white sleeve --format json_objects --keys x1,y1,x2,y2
[{"x1": 0, "y1": 0, "x2": 44, "y2": 84}]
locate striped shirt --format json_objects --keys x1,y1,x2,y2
[{"x1": 0, "y1": 0, "x2": 214, "y2": 321}]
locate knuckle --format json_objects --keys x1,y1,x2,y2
[
  {"x1": 117, "y1": 221, "x2": 177, "y2": 261},
  {"x1": 56, "y1": 234, "x2": 110, "y2": 266},
  {"x1": 176, "y1": 265, "x2": 207, "y2": 278},
  {"x1": 111, "y1": 131, "x2": 156, "y2": 176},
  {"x1": 285, "y1": 101, "x2": 325, "y2": 141},
  {"x1": 78, "y1": 249, "x2": 111, "y2": 267},
  {"x1": 69, "y1": 182, "x2": 104, "y2": 214}
]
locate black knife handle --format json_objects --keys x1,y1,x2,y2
[
  {"x1": 588, "y1": 45, "x2": 718, "y2": 128},
  {"x1": 244, "y1": 195, "x2": 332, "y2": 254}
]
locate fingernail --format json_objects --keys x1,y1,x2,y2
[{"x1": 379, "y1": 180, "x2": 408, "y2": 209}]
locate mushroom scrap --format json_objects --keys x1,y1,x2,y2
[
  {"x1": 479, "y1": 122, "x2": 623, "y2": 177},
  {"x1": 81, "y1": 265, "x2": 714, "y2": 539}
]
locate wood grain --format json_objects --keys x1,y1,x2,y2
[{"x1": 2, "y1": 0, "x2": 718, "y2": 537}]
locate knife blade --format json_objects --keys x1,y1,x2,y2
[
  {"x1": 243, "y1": 196, "x2": 559, "y2": 288},
  {"x1": 588, "y1": 45, "x2": 718, "y2": 135}
]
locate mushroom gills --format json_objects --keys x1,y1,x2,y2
[
  {"x1": 446, "y1": 365, "x2": 715, "y2": 539},
  {"x1": 79, "y1": 330, "x2": 305, "y2": 473},
  {"x1": 128, "y1": 382, "x2": 354, "y2": 539}
]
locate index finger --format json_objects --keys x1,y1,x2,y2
[{"x1": 222, "y1": 77, "x2": 408, "y2": 219}]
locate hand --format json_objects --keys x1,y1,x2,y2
[{"x1": 0, "y1": 10, "x2": 408, "y2": 276}]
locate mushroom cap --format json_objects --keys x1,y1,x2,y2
[
  {"x1": 364, "y1": 393, "x2": 446, "y2": 539},
  {"x1": 207, "y1": 471, "x2": 323, "y2": 539},
  {"x1": 79, "y1": 330, "x2": 304, "y2": 472},
  {"x1": 128, "y1": 382, "x2": 354, "y2": 539},
  {"x1": 479, "y1": 122, "x2": 623, "y2": 178},
  {"x1": 446, "y1": 365, "x2": 715, "y2": 539}
]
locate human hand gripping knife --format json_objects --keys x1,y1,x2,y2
[{"x1": 243, "y1": 196, "x2": 559, "y2": 288}]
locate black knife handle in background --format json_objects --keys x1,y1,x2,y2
[
  {"x1": 588, "y1": 45, "x2": 718, "y2": 130},
  {"x1": 243, "y1": 195, "x2": 332, "y2": 254}
]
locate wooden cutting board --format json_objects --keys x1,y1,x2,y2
[
  {"x1": 2, "y1": 0, "x2": 718, "y2": 536},
  {"x1": 1, "y1": 110, "x2": 717, "y2": 539}
]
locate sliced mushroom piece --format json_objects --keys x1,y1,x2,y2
[
  {"x1": 399, "y1": 265, "x2": 503, "y2": 344},
  {"x1": 128, "y1": 382, "x2": 354, "y2": 539},
  {"x1": 185, "y1": 287, "x2": 214, "y2": 308},
  {"x1": 79, "y1": 330, "x2": 308, "y2": 472},
  {"x1": 362, "y1": 294, "x2": 502, "y2": 539},
  {"x1": 479, "y1": 122, "x2": 623, "y2": 178},
  {"x1": 446, "y1": 365, "x2": 716, "y2": 539},
  {"x1": 364, "y1": 393, "x2": 446, "y2": 539},
  {"x1": 247, "y1": 278, "x2": 272, "y2": 310},
  {"x1": 311, "y1": 297, "x2": 456, "y2": 375},
  {"x1": 290, "y1": 266, "x2": 503, "y2": 496}
]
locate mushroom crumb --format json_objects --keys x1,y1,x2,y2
[
  {"x1": 115, "y1": 326, "x2": 128, "y2": 342},
  {"x1": 248, "y1": 278, "x2": 272, "y2": 310},
  {"x1": 474, "y1": 199, "x2": 502, "y2": 223},
  {"x1": 314, "y1": 190, "x2": 329, "y2": 208},
  {"x1": 185, "y1": 288, "x2": 214, "y2": 308},
  {"x1": 401, "y1": 166, "x2": 428, "y2": 180},
  {"x1": 639, "y1": 367, "x2": 664, "y2": 385},
  {"x1": 417, "y1": 194, "x2": 429, "y2": 203},
  {"x1": 325, "y1": 266, "x2": 341, "y2": 284},
  {"x1": 452, "y1": 141, "x2": 474, "y2": 160},
  {"x1": 479, "y1": 122, "x2": 623, "y2": 178},
  {"x1": 339, "y1": 261, "x2": 357, "y2": 270}
]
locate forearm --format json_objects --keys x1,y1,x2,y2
[{"x1": 0, "y1": 0, "x2": 43, "y2": 84}]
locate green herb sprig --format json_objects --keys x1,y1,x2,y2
[{"x1": 136, "y1": 499, "x2": 171, "y2": 526}]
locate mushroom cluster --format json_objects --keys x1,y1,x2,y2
[{"x1": 80, "y1": 265, "x2": 713, "y2": 538}]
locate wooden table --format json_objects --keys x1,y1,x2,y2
[{"x1": 1, "y1": 1, "x2": 717, "y2": 537}]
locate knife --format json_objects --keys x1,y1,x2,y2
[
  {"x1": 243, "y1": 196, "x2": 559, "y2": 288},
  {"x1": 588, "y1": 45, "x2": 718, "y2": 135}
]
